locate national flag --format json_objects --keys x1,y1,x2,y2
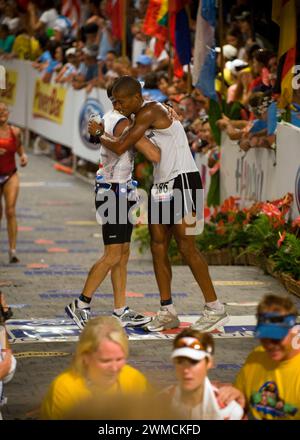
[
  {"x1": 61, "y1": 0, "x2": 81, "y2": 28},
  {"x1": 106, "y1": 0, "x2": 124, "y2": 41},
  {"x1": 169, "y1": 0, "x2": 191, "y2": 76},
  {"x1": 192, "y1": 0, "x2": 217, "y2": 100},
  {"x1": 143, "y1": 0, "x2": 168, "y2": 56},
  {"x1": 272, "y1": 0, "x2": 297, "y2": 108}
]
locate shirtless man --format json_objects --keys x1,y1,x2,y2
[
  {"x1": 66, "y1": 83, "x2": 160, "y2": 329},
  {"x1": 88, "y1": 76, "x2": 228, "y2": 332}
]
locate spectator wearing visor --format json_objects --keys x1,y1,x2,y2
[
  {"x1": 219, "y1": 295, "x2": 300, "y2": 420},
  {"x1": 161, "y1": 328, "x2": 244, "y2": 420}
]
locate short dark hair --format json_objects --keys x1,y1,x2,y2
[
  {"x1": 112, "y1": 76, "x2": 142, "y2": 97},
  {"x1": 257, "y1": 295, "x2": 298, "y2": 316}
]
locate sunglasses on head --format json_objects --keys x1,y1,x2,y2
[
  {"x1": 257, "y1": 313, "x2": 297, "y2": 326},
  {"x1": 174, "y1": 337, "x2": 212, "y2": 353}
]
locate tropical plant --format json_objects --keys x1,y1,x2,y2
[{"x1": 273, "y1": 233, "x2": 300, "y2": 280}]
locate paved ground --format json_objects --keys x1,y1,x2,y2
[{"x1": 1, "y1": 152, "x2": 298, "y2": 420}]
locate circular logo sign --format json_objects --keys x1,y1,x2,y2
[
  {"x1": 79, "y1": 98, "x2": 104, "y2": 150},
  {"x1": 295, "y1": 166, "x2": 300, "y2": 214}
]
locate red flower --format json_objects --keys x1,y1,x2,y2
[
  {"x1": 292, "y1": 216, "x2": 300, "y2": 229},
  {"x1": 261, "y1": 203, "x2": 282, "y2": 219},
  {"x1": 220, "y1": 196, "x2": 240, "y2": 214},
  {"x1": 277, "y1": 231, "x2": 286, "y2": 248},
  {"x1": 216, "y1": 220, "x2": 226, "y2": 235}
]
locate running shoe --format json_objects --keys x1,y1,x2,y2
[
  {"x1": 9, "y1": 251, "x2": 19, "y2": 264},
  {"x1": 65, "y1": 299, "x2": 91, "y2": 330},
  {"x1": 143, "y1": 307, "x2": 180, "y2": 332},
  {"x1": 113, "y1": 307, "x2": 152, "y2": 327},
  {"x1": 190, "y1": 306, "x2": 229, "y2": 332}
]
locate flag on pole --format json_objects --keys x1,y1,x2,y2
[
  {"x1": 272, "y1": 0, "x2": 297, "y2": 108},
  {"x1": 106, "y1": 0, "x2": 123, "y2": 41},
  {"x1": 143, "y1": 0, "x2": 168, "y2": 56},
  {"x1": 61, "y1": 0, "x2": 81, "y2": 28},
  {"x1": 192, "y1": 0, "x2": 217, "y2": 100},
  {"x1": 169, "y1": 0, "x2": 191, "y2": 76}
]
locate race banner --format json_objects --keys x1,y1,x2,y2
[
  {"x1": 0, "y1": 69, "x2": 17, "y2": 105},
  {"x1": 32, "y1": 79, "x2": 66, "y2": 124}
]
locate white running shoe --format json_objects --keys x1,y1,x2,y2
[
  {"x1": 143, "y1": 307, "x2": 180, "y2": 332},
  {"x1": 113, "y1": 307, "x2": 152, "y2": 327},
  {"x1": 190, "y1": 306, "x2": 229, "y2": 332},
  {"x1": 65, "y1": 299, "x2": 91, "y2": 330}
]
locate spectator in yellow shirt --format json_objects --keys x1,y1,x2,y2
[
  {"x1": 40, "y1": 316, "x2": 150, "y2": 420},
  {"x1": 219, "y1": 295, "x2": 300, "y2": 420}
]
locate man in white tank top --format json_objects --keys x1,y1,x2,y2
[
  {"x1": 89, "y1": 76, "x2": 228, "y2": 333},
  {"x1": 66, "y1": 83, "x2": 160, "y2": 330}
]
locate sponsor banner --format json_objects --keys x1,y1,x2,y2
[
  {"x1": 194, "y1": 151, "x2": 211, "y2": 199},
  {"x1": 220, "y1": 126, "x2": 300, "y2": 218},
  {"x1": 27, "y1": 64, "x2": 74, "y2": 147},
  {"x1": 275, "y1": 123, "x2": 300, "y2": 218},
  {"x1": 32, "y1": 79, "x2": 66, "y2": 124},
  {"x1": 0, "y1": 59, "x2": 27, "y2": 127},
  {"x1": 0, "y1": 70, "x2": 17, "y2": 105},
  {"x1": 220, "y1": 133, "x2": 276, "y2": 206},
  {"x1": 6, "y1": 316, "x2": 256, "y2": 343},
  {"x1": 72, "y1": 88, "x2": 112, "y2": 164}
]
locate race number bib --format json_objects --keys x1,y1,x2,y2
[{"x1": 151, "y1": 180, "x2": 174, "y2": 202}]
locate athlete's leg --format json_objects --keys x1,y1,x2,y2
[
  {"x1": 81, "y1": 243, "x2": 123, "y2": 299},
  {"x1": 172, "y1": 213, "x2": 228, "y2": 331},
  {"x1": 3, "y1": 173, "x2": 19, "y2": 253},
  {"x1": 172, "y1": 214, "x2": 217, "y2": 303},
  {"x1": 149, "y1": 223, "x2": 172, "y2": 301},
  {"x1": 65, "y1": 243, "x2": 124, "y2": 329},
  {"x1": 110, "y1": 242, "x2": 130, "y2": 308}
]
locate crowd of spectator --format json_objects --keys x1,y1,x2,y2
[{"x1": 2, "y1": 0, "x2": 296, "y2": 205}]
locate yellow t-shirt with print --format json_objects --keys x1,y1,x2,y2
[
  {"x1": 12, "y1": 34, "x2": 41, "y2": 61},
  {"x1": 235, "y1": 346, "x2": 300, "y2": 420},
  {"x1": 40, "y1": 364, "x2": 150, "y2": 420}
]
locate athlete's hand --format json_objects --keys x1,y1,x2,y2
[
  {"x1": 19, "y1": 153, "x2": 28, "y2": 167},
  {"x1": 88, "y1": 119, "x2": 104, "y2": 137},
  {"x1": 0, "y1": 148, "x2": 6, "y2": 155}
]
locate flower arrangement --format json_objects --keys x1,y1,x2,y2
[{"x1": 133, "y1": 192, "x2": 300, "y2": 294}]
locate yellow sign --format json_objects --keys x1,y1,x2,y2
[
  {"x1": 33, "y1": 79, "x2": 66, "y2": 124},
  {"x1": 0, "y1": 70, "x2": 17, "y2": 105}
]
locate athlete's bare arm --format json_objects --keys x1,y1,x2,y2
[
  {"x1": 89, "y1": 102, "x2": 170, "y2": 156},
  {"x1": 108, "y1": 116, "x2": 161, "y2": 163}
]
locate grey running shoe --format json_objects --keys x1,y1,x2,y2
[
  {"x1": 143, "y1": 307, "x2": 180, "y2": 332},
  {"x1": 65, "y1": 299, "x2": 91, "y2": 330},
  {"x1": 190, "y1": 306, "x2": 229, "y2": 332},
  {"x1": 113, "y1": 307, "x2": 152, "y2": 327}
]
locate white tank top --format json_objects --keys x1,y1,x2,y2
[
  {"x1": 146, "y1": 116, "x2": 198, "y2": 184},
  {"x1": 100, "y1": 110, "x2": 135, "y2": 183}
]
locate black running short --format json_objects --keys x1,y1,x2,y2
[
  {"x1": 148, "y1": 171, "x2": 203, "y2": 225},
  {"x1": 95, "y1": 182, "x2": 135, "y2": 245}
]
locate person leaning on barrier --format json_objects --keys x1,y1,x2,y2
[
  {"x1": 40, "y1": 316, "x2": 151, "y2": 420},
  {"x1": 218, "y1": 295, "x2": 300, "y2": 420}
]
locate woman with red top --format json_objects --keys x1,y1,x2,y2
[{"x1": 0, "y1": 102, "x2": 28, "y2": 263}]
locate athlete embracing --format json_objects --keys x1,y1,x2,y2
[
  {"x1": 88, "y1": 76, "x2": 229, "y2": 332},
  {"x1": 66, "y1": 83, "x2": 160, "y2": 329}
]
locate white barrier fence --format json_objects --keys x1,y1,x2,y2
[
  {"x1": 220, "y1": 125, "x2": 300, "y2": 219},
  {"x1": 0, "y1": 59, "x2": 112, "y2": 164},
  {"x1": 1, "y1": 60, "x2": 299, "y2": 217}
]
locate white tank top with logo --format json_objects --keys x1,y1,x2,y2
[
  {"x1": 101, "y1": 110, "x2": 135, "y2": 183},
  {"x1": 144, "y1": 103, "x2": 198, "y2": 184}
]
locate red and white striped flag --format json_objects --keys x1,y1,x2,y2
[{"x1": 61, "y1": 0, "x2": 81, "y2": 28}]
